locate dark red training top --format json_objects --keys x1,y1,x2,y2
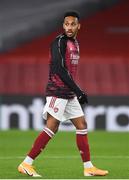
[{"x1": 46, "y1": 33, "x2": 82, "y2": 99}]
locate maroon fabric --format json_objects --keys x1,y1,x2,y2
[
  {"x1": 65, "y1": 40, "x2": 79, "y2": 80},
  {"x1": 76, "y1": 134, "x2": 90, "y2": 162},
  {"x1": 28, "y1": 131, "x2": 51, "y2": 159},
  {"x1": 46, "y1": 34, "x2": 80, "y2": 99}
]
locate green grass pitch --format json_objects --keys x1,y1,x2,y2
[{"x1": 0, "y1": 130, "x2": 128, "y2": 179}]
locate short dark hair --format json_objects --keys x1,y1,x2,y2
[{"x1": 64, "y1": 11, "x2": 80, "y2": 21}]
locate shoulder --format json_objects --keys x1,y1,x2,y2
[{"x1": 51, "y1": 34, "x2": 67, "y2": 48}]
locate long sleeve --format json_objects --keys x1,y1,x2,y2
[{"x1": 50, "y1": 36, "x2": 82, "y2": 96}]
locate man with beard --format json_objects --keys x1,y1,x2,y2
[{"x1": 18, "y1": 11, "x2": 108, "y2": 177}]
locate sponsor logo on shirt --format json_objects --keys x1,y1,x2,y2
[{"x1": 70, "y1": 53, "x2": 79, "y2": 64}]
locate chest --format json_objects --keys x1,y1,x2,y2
[{"x1": 65, "y1": 40, "x2": 80, "y2": 65}]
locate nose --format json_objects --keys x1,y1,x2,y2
[
  {"x1": 68, "y1": 28, "x2": 72, "y2": 32},
  {"x1": 67, "y1": 24, "x2": 72, "y2": 29}
]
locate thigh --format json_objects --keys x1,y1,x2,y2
[
  {"x1": 64, "y1": 97, "x2": 84, "y2": 120},
  {"x1": 71, "y1": 116, "x2": 88, "y2": 130},
  {"x1": 46, "y1": 113, "x2": 60, "y2": 133},
  {"x1": 43, "y1": 97, "x2": 68, "y2": 122}
]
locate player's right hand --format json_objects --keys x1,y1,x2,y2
[{"x1": 77, "y1": 91, "x2": 88, "y2": 104}]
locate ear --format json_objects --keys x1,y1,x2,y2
[{"x1": 78, "y1": 23, "x2": 81, "y2": 30}]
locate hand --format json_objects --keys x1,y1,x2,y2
[{"x1": 77, "y1": 91, "x2": 88, "y2": 104}]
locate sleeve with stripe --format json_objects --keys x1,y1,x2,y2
[{"x1": 50, "y1": 36, "x2": 83, "y2": 97}]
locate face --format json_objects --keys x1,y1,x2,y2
[{"x1": 63, "y1": 16, "x2": 80, "y2": 38}]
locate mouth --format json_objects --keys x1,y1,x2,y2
[{"x1": 67, "y1": 31, "x2": 73, "y2": 36}]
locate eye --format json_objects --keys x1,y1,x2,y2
[
  {"x1": 65, "y1": 23, "x2": 69, "y2": 26},
  {"x1": 71, "y1": 22, "x2": 76, "y2": 26}
]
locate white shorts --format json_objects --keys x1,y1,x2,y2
[{"x1": 43, "y1": 96, "x2": 84, "y2": 122}]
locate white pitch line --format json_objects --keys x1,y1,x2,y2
[
  {"x1": 1, "y1": 179, "x2": 127, "y2": 180},
  {"x1": 0, "y1": 155, "x2": 129, "y2": 160}
]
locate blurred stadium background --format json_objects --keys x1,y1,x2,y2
[
  {"x1": 0, "y1": 0, "x2": 129, "y2": 179},
  {"x1": 0, "y1": 0, "x2": 129, "y2": 132}
]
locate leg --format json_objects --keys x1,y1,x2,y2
[
  {"x1": 71, "y1": 116, "x2": 91, "y2": 163},
  {"x1": 71, "y1": 116, "x2": 108, "y2": 176},
  {"x1": 27, "y1": 113, "x2": 60, "y2": 159},
  {"x1": 18, "y1": 113, "x2": 60, "y2": 177}
]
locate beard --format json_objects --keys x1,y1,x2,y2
[{"x1": 65, "y1": 30, "x2": 77, "y2": 38}]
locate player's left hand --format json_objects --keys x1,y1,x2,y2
[{"x1": 77, "y1": 91, "x2": 88, "y2": 104}]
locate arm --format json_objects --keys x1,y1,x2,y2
[
  {"x1": 50, "y1": 37, "x2": 81, "y2": 95},
  {"x1": 50, "y1": 36, "x2": 88, "y2": 104}
]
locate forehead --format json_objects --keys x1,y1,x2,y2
[{"x1": 64, "y1": 16, "x2": 79, "y2": 23}]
